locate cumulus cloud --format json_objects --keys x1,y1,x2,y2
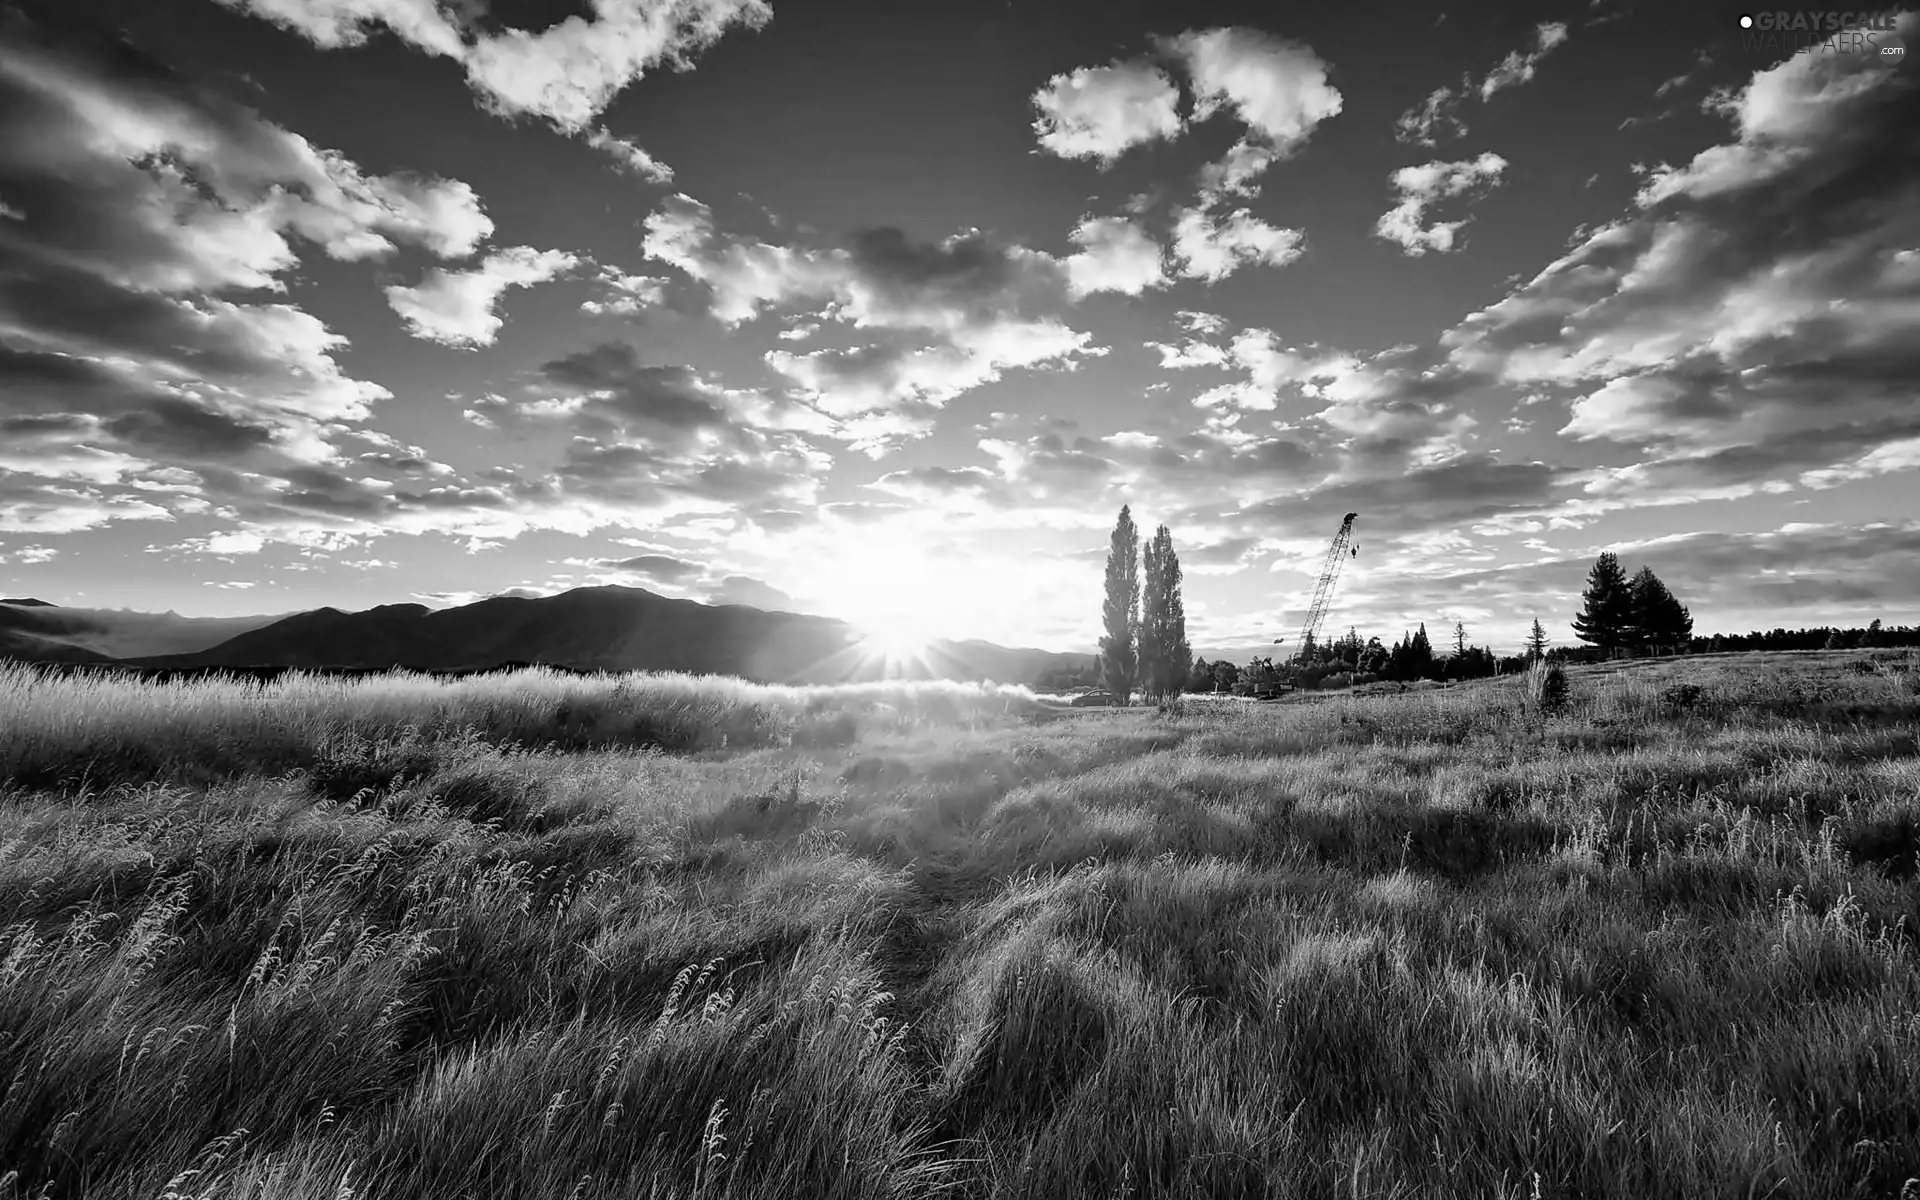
[
  {"x1": 1166, "y1": 27, "x2": 1344, "y2": 240},
  {"x1": 1030, "y1": 29, "x2": 1338, "y2": 286},
  {"x1": 1030, "y1": 59, "x2": 1184, "y2": 164},
  {"x1": 385, "y1": 246, "x2": 581, "y2": 347},
  {"x1": 1167, "y1": 27, "x2": 1345, "y2": 157},
  {"x1": 1062, "y1": 216, "x2": 1167, "y2": 298},
  {"x1": 1374, "y1": 152, "x2": 1508, "y2": 256},
  {"x1": 1394, "y1": 22, "x2": 1569, "y2": 145}
]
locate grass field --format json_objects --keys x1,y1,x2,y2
[{"x1": 1, "y1": 651, "x2": 1917, "y2": 1199}]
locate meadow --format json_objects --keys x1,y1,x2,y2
[{"x1": 0, "y1": 651, "x2": 1916, "y2": 1199}]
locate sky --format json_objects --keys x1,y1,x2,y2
[{"x1": 1, "y1": 0, "x2": 1916, "y2": 658}]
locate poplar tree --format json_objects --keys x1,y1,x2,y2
[
  {"x1": 1138, "y1": 524, "x2": 1190, "y2": 700},
  {"x1": 1099, "y1": 506, "x2": 1140, "y2": 704}
]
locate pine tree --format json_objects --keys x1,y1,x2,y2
[
  {"x1": 1525, "y1": 618, "x2": 1549, "y2": 662},
  {"x1": 1452, "y1": 621, "x2": 1468, "y2": 657},
  {"x1": 1099, "y1": 505, "x2": 1140, "y2": 704},
  {"x1": 1573, "y1": 552, "x2": 1635, "y2": 652}
]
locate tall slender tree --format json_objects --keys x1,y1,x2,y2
[
  {"x1": 1573, "y1": 552, "x2": 1635, "y2": 653},
  {"x1": 1140, "y1": 529, "x2": 1165, "y2": 696},
  {"x1": 1099, "y1": 505, "x2": 1140, "y2": 704},
  {"x1": 1138, "y1": 524, "x2": 1191, "y2": 699},
  {"x1": 1159, "y1": 526, "x2": 1190, "y2": 697}
]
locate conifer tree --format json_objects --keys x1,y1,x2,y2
[
  {"x1": 1628, "y1": 566, "x2": 1693, "y2": 650},
  {"x1": 1525, "y1": 617, "x2": 1550, "y2": 662},
  {"x1": 1573, "y1": 552, "x2": 1635, "y2": 652}
]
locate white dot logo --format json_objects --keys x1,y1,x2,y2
[{"x1": 1739, "y1": 13, "x2": 1754, "y2": 27}]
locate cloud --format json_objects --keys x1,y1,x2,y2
[
  {"x1": 711, "y1": 573, "x2": 794, "y2": 610},
  {"x1": 585, "y1": 127, "x2": 674, "y2": 182},
  {"x1": 640, "y1": 193, "x2": 843, "y2": 324},
  {"x1": 1441, "y1": 20, "x2": 1920, "y2": 489},
  {"x1": 1393, "y1": 86, "x2": 1466, "y2": 146},
  {"x1": 1393, "y1": 22, "x2": 1570, "y2": 145},
  {"x1": 1237, "y1": 454, "x2": 1564, "y2": 540},
  {"x1": 646, "y1": 197, "x2": 1101, "y2": 433},
  {"x1": 1030, "y1": 58, "x2": 1184, "y2": 164},
  {"x1": 0, "y1": 12, "x2": 491, "y2": 296},
  {"x1": 525, "y1": 342, "x2": 733, "y2": 439},
  {"x1": 580, "y1": 266, "x2": 668, "y2": 315},
  {"x1": 1032, "y1": 30, "x2": 1337, "y2": 286},
  {"x1": 1374, "y1": 152, "x2": 1508, "y2": 256},
  {"x1": 1167, "y1": 27, "x2": 1344, "y2": 157},
  {"x1": 385, "y1": 246, "x2": 581, "y2": 347},
  {"x1": 0, "y1": 544, "x2": 58, "y2": 564},
  {"x1": 599, "y1": 552, "x2": 702, "y2": 582},
  {"x1": 1168, "y1": 28, "x2": 1344, "y2": 261},
  {"x1": 1170, "y1": 207, "x2": 1304, "y2": 281},
  {"x1": 214, "y1": 0, "x2": 771, "y2": 134},
  {"x1": 1063, "y1": 216, "x2": 1167, "y2": 298},
  {"x1": 767, "y1": 319, "x2": 1097, "y2": 417},
  {"x1": 1478, "y1": 22, "x2": 1570, "y2": 101}
]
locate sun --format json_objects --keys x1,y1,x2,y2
[{"x1": 852, "y1": 612, "x2": 936, "y2": 665}]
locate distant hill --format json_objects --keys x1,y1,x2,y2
[
  {"x1": 0, "y1": 601, "x2": 288, "y2": 661},
  {"x1": 3, "y1": 586, "x2": 1094, "y2": 687}
]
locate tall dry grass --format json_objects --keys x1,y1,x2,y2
[
  {"x1": 0, "y1": 664, "x2": 1050, "y2": 791},
  {"x1": 0, "y1": 652, "x2": 1915, "y2": 1198}
]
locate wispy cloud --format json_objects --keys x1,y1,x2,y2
[{"x1": 1395, "y1": 22, "x2": 1571, "y2": 145}]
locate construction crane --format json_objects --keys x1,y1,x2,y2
[{"x1": 1273, "y1": 512, "x2": 1359, "y2": 666}]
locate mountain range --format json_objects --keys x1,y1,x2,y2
[{"x1": 0, "y1": 587, "x2": 1097, "y2": 687}]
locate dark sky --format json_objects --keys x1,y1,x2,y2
[{"x1": 1, "y1": 0, "x2": 1915, "y2": 652}]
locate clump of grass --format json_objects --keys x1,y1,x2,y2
[{"x1": 1526, "y1": 658, "x2": 1571, "y2": 715}]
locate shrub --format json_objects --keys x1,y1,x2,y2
[{"x1": 1659, "y1": 682, "x2": 1706, "y2": 711}]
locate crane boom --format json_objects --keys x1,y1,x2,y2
[{"x1": 1291, "y1": 512, "x2": 1358, "y2": 664}]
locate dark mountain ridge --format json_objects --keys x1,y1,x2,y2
[{"x1": 4, "y1": 586, "x2": 1094, "y2": 687}]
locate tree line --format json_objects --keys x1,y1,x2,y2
[{"x1": 1039, "y1": 535, "x2": 1920, "y2": 697}]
